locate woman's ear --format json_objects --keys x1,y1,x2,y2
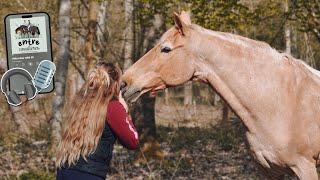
[{"x1": 173, "y1": 11, "x2": 191, "y2": 35}]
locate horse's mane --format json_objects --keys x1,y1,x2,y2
[
  {"x1": 290, "y1": 55, "x2": 320, "y2": 80},
  {"x1": 191, "y1": 24, "x2": 279, "y2": 54},
  {"x1": 191, "y1": 24, "x2": 320, "y2": 80}
]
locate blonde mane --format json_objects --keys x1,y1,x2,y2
[{"x1": 191, "y1": 24, "x2": 320, "y2": 80}]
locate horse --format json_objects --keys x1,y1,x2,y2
[
  {"x1": 15, "y1": 25, "x2": 40, "y2": 38},
  {"x1": 15, "y1": 25, "x2": 28, "y2": 38},
  {"x1": 28, "y1": 26, "x2": 40, "y2": 37},
  {"x1": 121, "y1": 12, "x2": 320, "y2": 179}
]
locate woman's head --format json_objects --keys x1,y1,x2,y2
[
  {"x1": 55, "y1": 61, "x2": 122, "y2": 168},
  {"x1": 85, "y1": 62, "x2": 122, "y2": 99}
]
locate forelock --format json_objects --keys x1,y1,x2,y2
[{"x1": 159, "y1": 27, "x2": 177, "y2": 43}]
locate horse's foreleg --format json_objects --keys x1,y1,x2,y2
[{"x1": 290, "y1": 158, "x2": 318, "y2": 180}]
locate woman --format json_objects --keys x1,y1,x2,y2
[{"x1": 55, "y1": 62, "x2": 139, "y2": 180}]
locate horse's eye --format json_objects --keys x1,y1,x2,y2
[{"x1": 161, "y1": 47, "x2": 172, "y2": 53}]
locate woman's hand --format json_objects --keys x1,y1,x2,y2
[{"x1": 119, "y1": 91, "x2": 129, "y2": 113}]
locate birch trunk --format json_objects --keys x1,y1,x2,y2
[
  {"x1": 97, "y1": 1, "x2": 107, "y2": 58},
  {"x1": 284, "y1": 0, "x2": 291, "y2": 54},
  {"x1": 164, "y1": 89, "x2": 169, "y2": 105},
  {"x1": 85, "y1": 0, "x2": 99, "y2": 74},
  {"x1": 51, "y1": 0, "x2": 71, "y2": 144},
  {"x1": 123, "y1": 0, "x2": 134, "y2": 70}
]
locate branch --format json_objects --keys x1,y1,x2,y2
[{"x1": 52, "y1": 38, "x2": 86, "y2": 80}]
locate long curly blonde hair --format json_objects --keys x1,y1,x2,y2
[{"x1": 55, "y1": 62, "x2": 122, "y2": 168}]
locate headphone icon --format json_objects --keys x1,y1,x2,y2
[{"x1": 1, "y1": 68, "x2": 37, "y2": 106}]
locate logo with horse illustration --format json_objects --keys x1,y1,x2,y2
[
  {"x1": 15, "y1": 20, "x2": 40, "y2": 38},
  {"x1": 10, "y1": 16, "x2": 47, "y2": 55}
]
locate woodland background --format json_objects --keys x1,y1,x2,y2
[{"x1": 0, "y1": 0, "x2": 319, "y2": 179}]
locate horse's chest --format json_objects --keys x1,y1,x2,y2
[{"x1": 246, "y1": 132, "x2": 282, "y2": 169}]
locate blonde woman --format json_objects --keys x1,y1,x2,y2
[{"x1": 55, "y1": 62, "x2": 139, "y2": 180}]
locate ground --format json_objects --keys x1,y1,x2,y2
[
  {"x1": 0, "y1": 104, "x2": 317, "y2": 179},
  {"x1": 0, "y1": 119, "x2": 262, "y2": 180},
  {"x1": 108, "y1": 123, "x2": 263, "y2": 180}
]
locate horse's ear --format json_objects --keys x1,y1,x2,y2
[
  {"x1": 173, "y1": 12, "x2": 184, "y2": 35},
  {"x1": 173, "y1": 11, "x2": 191, "y2": 36},
  {"x1": 180, "y1": 11, "x2": 192, "y2": 26}
]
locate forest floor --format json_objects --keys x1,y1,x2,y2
[
  {"x1": 0, "y1": 104, "x2": 312, "y2": 180},
  {"x1": 0, "y1": 122, "x2": 264, "y2": 180},
  {"x1": 155, "y1": 103, "x2": 222, "y2": 128}
]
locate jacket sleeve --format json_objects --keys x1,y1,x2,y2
[{"x1": 106, "y1": 100, "x2": 139, "y2": 150}]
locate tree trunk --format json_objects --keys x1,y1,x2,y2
[
  {"x1": 284, "y1": 0, "x2": 291, "y2": 54},
  {"x1": 184, "y1": 82, "x2": 192, "y2": 106},
  {"x1": 132, "y1": 94, "x2": 156, "y2": 141},
  {"x1": 0, "y1": 40, "x2": 4, "y2": 59},
  {"x1": 291, "y1": 27, "x2": 298, "y2": 57},
  {"x1": 164, "y1": 89, "x2": 169, "y2": 105},
  {"x1": 123, "y1": 0, "x2": 134, "y2": 70},
  {"x1": 51, "y1": 0, "x2": 71, "y2": 144},
  {"x1": 85, "y1": 0, "x2": 99, "y2": 74},
  {"x1": 212, "y1": 91, "x2": 220, "y2": 106},
  {"x1": 97, "y1": 1, "x2": 108, "y2": 58},
  {"x1": 304, "y1": 33, "x2": 316, "y2": 67},
  {"x1": 222, "y1": 101, "x2": 229, "y2": 124},
  {"x1": 133, "y1": 13, "x2": 165, "y2": 142},
  {"x1": 131, "y1": 14, "x2": 166, "y2": 161},
  {"x1": 184, "y1": 81, "x2": 192, "y2": 120}
]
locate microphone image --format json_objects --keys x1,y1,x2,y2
[{"x1": 33, "y1": 60, "x2": 56, "y2": 92}]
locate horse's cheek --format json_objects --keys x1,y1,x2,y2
[{"x1": 162, "y1": 61, "x2": 193, "y2": 85}]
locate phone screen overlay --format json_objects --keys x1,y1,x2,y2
[{"x1": 5, "y1": 13, "x2": 53, "y2": 94}]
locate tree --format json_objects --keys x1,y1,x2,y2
[
  {"x1": 97, "y1": 0, "x2": 108, "y2": 58},
  {"x1": 292, "y1": 0, "x2": 320, "y2": 43},
  {"x1": 85, "y1": 0, "x2": 99, "y2": 74},
  {"x1": 184, "y1": 81, "x2": 193, "y2": 119},
  {"x1": 284, "y1": 0, "x2": 291, "y2": 54},
  {"x1": 133, "y1": 11, "x2": 166, "y2": 159},
  {"x1": 303, "y1": 33, "x2": 316, "y2": 67},
  {"x1": 123, "y1": 0, "x2": 134, "y2": 70},
  {"x1": 51, "y1": 0, "x2": 71, "y2": 144}
]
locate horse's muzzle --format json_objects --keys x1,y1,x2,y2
[{"x1": 121, "y1": 83, "x2": 142, "y2": 103}]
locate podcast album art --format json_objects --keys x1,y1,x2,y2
[{"x1": 10, "y1": 16, "x2": 48, "y2": 55}]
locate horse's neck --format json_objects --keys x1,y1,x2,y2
[
  {"x1": 194, "y1": 58, "x2": 258, "y2": 132},
  {"x1": 192, "y1": 28, "x2": 284, "y2": 132}
]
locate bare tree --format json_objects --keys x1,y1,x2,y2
[
  {"x1": 304, "y1": 33, "x2": 316, "y2": 67},
  {"x1": 184, "y1": 81, "x2": 192, "y2": 119},
  {"x1": 51, "y1": 0, "x2": 71, "y2": 144},
  {"x1": 97, "y1": 0, "x2": 108, "y2": 58},
  {"x1": 85, "y1": 0, "x2": 99, "y2": 74},
  {"x1": 123, "y1": 0, "x2": 134, "y2": 70},
  {"x1": 132, "y1": 13, "x2": 165, "y2": 160},
  {"x1": 284, "y1": 0, "x2": 291, "y2": 54}
]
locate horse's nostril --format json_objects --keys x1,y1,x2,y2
[{"x1": 120, "y1": 81, "x2": 127, "y2": 91}]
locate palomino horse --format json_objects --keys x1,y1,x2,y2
[{"x1": 121, "y1": 12, "x2": 320, "y2": 179}]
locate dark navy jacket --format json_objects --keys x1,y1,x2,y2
[{"x1": 62, "y1": 122, "x2": 116, "y2": 178}]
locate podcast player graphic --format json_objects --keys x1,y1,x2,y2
[{"x1": 1, "y1": 60, "x2": 56, "y2": 106}]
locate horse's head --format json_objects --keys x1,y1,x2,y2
[
  {"x1": 122, "y1": 11, "x2": 199, "y2": 102},
  {"x1": 15, "y1": 27, "x2": 22, "y2": 34}
]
